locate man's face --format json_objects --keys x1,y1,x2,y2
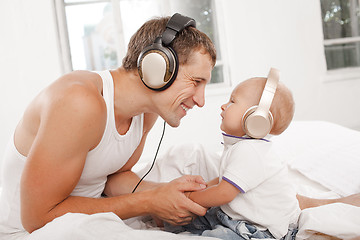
[{"x1": 157, "y1": 49, "x2": 213, "y2": 127}]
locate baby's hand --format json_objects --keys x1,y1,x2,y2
[{"x1": 184, "y1": 191, "x2": 192, "y2": 199}]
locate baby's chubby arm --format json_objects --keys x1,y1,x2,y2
[{"x1": 187, "y1": 177, "x2": 241, "y2": 208}]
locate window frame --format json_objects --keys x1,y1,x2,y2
[
  {"x1": 321, "y1": 0, "x2": 360, "y2": 82},
  {"x1": 53, "y1": 0, "x2": 231, "y2": 91}
]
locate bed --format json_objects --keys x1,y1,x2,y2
[
  {"x1": 131, "y1": 120, "x2": 360, "y2": 239},
  {"x1": 1, "y1": 121, "x2": 359, "y2": 240},
  {"x1": 272, "y1": 121, "x2": 360, "y2": 239}
]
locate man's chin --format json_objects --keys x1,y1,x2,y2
[
  {"x1": 166, "y1": 121, "x2": 180, "y2": 128},
  {"x1": 164, "y1": 118, "x2": 181, "y2": 128}
]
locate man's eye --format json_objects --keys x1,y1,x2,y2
[{"x1": 193, "y1": 79, "x2": 201, "y2": 86}]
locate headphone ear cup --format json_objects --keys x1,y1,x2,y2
[
  {"x1": 137, "y1": 43, "x2": 178, "y2": 91},
  {"x1": 242, "y1": 106, "x2": 273, "y2": 139}
]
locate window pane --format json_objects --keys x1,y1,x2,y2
[
  {"x1": 168, "y1": 0, "x2": 221, "y2": 60},
  {"x1": 325, "y1": 42, "x2": 360, "y2": 69},
  {"x1": 65, "y1": 2, "x2": 118, "y2": 70},
  {"x1": 118, "y1": 0, "x2": 163, "y2": 45},
  {"x1": 321, "y1": 0, "x2": 360, "y2": 39},
  {"x1": 211, "y1": 65, "x2": 224, "y2": 84},
  {"x1": 65, "y1": 0, "x2": 109, "y2": 4},
  {"x1": 63, "y1": 0, "x2": 225, "y2": 84}
]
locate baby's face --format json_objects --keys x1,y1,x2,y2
[{"x1": 220, "y1": 83, "x2": 258, "y2": 137}]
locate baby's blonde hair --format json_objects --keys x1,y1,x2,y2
[{"x1": 270, "y1": 81, "x2": 295, "y2": 135}]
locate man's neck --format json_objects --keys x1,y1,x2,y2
[{"x1": 111, "y1": 67, "x2": 154, "y2": 121}]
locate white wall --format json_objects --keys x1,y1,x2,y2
[
  {"x1": 0, "y1": 0, "x2": 62, "y2": 172},
  {"x1": 1, "y1": 0, "x2": 360, "y2": 171}
]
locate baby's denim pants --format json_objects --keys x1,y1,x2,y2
[{"x1": 165, "y1": 207, "x2": 298, "y2": 240}]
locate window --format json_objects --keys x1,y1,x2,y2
[
  {"x1": 320, "y1": 0, "x2": 360, "y2": 71},
  {"x1": 54, "y1": 0, "x2": 227, "y2": 85}
]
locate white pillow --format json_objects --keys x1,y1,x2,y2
[{"x1": 273, "y1": 121, "x2": 360, "y2": 196}]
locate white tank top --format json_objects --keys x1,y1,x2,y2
[
  {"x1": 0, "y1": 70, "x2": 143, "y2": 233},
  {"x1": 71, "y1": 70, "x2": 144, "y2": 197}
]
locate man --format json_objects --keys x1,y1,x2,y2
[{"x1": 0, "y1": 14, "x2": 216, "y2": 237}]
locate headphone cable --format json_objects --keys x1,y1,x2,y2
[{"x1": 132, "y1": 120, "x2": 166, "y2": 193}]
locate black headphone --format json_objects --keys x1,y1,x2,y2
[{"x1": 137, "y1": 13, "x2": 196, "y2": 91}]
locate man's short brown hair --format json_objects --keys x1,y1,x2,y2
[{"x1": 122, "y1": 16, "x2": 217, "y2": 71}]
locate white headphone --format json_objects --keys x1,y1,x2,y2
[{"x1": 242, "y1": 68, "x2": 280, "y2": 139}]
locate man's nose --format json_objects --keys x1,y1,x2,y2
[{"x1": 193, "y1": 86, "x2": 205, "y2": 108}]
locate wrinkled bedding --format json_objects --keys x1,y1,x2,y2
[{"x1": 1, "y1": 121, "x2": 359, "y2": 240}]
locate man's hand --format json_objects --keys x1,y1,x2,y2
[{"x1": 148, "y1": 175, "x2": 207, "y2": 226}]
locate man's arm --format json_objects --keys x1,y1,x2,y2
[
  {"x1": 188, "y1": 177, "x2": 241, "y2": 208},
  {"x1": 20, "y1": 82, "x2": 111, "y2": 233},
  {"x1": 20, "y1": 89, "x2": 207, "y2": 233}
]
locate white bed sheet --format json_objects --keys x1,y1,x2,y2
[
  {"x1": 1, "y1": 121, "x2": 359, "y2": 239},
  {"x1": 26, "y1": 212, "x2": 217, "y2": 240},
  {"x1": 272, "y1": 121, "x2": 360, "y2": 239},
  {"x1": 272, "y1": 121, "x2": 360, "y2": 197},
  {"x1": 134, "y1": 121, "x2": 360, "y2": 239}
]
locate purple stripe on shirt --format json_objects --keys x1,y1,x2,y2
[
  {"x1": 222, "y1": 133, "x2": 270, "y2": 142},
  {"x1": 222, "y1": 176, "x2": 245, "y2": 193}
]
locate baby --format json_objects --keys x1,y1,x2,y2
[{"x1": 165, "y1": 68, "x2": 300, "y2": 240}]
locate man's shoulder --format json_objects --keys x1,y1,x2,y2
[
  {"x1": 48, "y1": 70, "x2": 104, "y2": 107},
  {"x1": 38, "y1": 71, "x2": 107, "y2": 149},
  {"x1": 40, "y1": 70, "x2": 107, "y2": 130}
]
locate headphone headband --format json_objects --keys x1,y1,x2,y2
[
  {"x1": 162, "y1": 13, "x2": 196, "y2": 46},
  {"x1": 256, "y1": 68, "x2": 280, "y2": 116}
]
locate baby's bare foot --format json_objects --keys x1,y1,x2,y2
[
  {"x1": 296, "y1": 194, "x2": 324, "y2": 210},
  {"x1": 296, "y1": 193, "x2": 360, "y2": 210},
  {"x1": 338, "y1": 193, "x2": 360, "y2": 207}
]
